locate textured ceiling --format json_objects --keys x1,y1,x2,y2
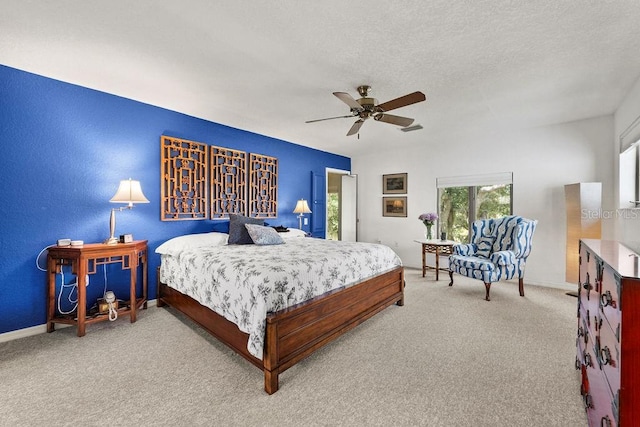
[{"x1": 3, "y1": 1, "x2": 640, "y2": 157}]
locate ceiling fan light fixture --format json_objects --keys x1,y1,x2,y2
[{"x1": 357, "y1": 97, "x2": 377, "y2": 108}]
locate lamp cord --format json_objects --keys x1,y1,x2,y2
[
  {"x1": 35, "y1": 245, "x2": 55, "y2": 272},
  {"x1": 37, "y1": 245, "x2": 78, "y2": 315},
  {"x1": 57, "y1": 270, "x2": 78, "y2": 315}
]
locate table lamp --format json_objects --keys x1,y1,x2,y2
[
  {"x1": 293, "y1": 199, "x2": 312, "y2": 230},
  {"x1": 105, "y1": 178, "x2": 149, "y2": 244}
]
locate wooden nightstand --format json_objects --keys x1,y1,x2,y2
[
  {"x1": 46, "y1": 240, "x2": 148, "y2": 336},
  {"x1": 414, "y1": 239, "x2": 456, "y2": 281}
]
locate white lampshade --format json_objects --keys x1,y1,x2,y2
[
  {"x1": 293, "y1": 199, "x2": 312, "y2": 214},
  {"x1": 105, "y1": 178, "x2": 149, "y2": 245},
  {"x1": 110, "y1": 178, "x2": 150, "y2": 207}
]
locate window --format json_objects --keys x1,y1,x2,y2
[
  {"x1": 619, "y1": 116, "x2": 640, "y2": 209},
  {"x1": 619, "y1": 140, "x2": 640, "y2": 208},
  {"x1": 437, "y1": 173, "x2": 513, "y2": 243}
]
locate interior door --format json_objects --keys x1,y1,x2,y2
[
  {"x1": 340, "y1": 174, "x2": 357, "y2": 241},
  {"x1": 311, "y1": 171, "x2": 325, "y2": 238}
]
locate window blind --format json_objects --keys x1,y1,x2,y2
[{"x1": 436, "y1": 172, "x2": 513, "y2": 188}]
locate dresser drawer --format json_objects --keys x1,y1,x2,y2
[
  {"x1": 579, "y1": 251, "x2": 601, "y2": 319},
  {"x1": 583, "y1": 363, "x2": 617, "y2": 427},
  {"x1": 576, "y1": 322, "x2": 586, "y2": 370},
  {"x1": 587, "y1": 407, "x2": 617, "y2": 427},
  {"x1": 598, "y1": 321, "x2": 620, "y2": 400},
  {"x1": 577, "y1": 308, "x2": 593, "y2": 350},
  {"x1": 600, "y1": 264, "x2": 621, "y2": 332},
  {"x1": 578, "y1": 326, "x2": 598, "y2": 371}
]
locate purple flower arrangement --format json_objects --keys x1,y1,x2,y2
[{"x1": 418, "y1": 212, "x2": 438, "y2": 226}]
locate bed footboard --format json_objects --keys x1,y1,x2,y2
[
  {"x1": 158, "y1": 266, "x2": 404, "y2": 394},
  {"x1": 263, "y1": 266, "x2": 404, "y2": 393}
]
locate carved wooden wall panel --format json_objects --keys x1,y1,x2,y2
[
  {"x1": 210, "y1": 146, "x2": 247, "y2": 218},
  {"x1": 160, "y1": 136, "x2": 208, "y2": 220},
  {"x1": 249, "y1": 153, "x2": 278, "y2": 218}
]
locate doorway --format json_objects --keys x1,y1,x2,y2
[{"x1": 326, "y1": 168, "x2": 357, "y2": 241}]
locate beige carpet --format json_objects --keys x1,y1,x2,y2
[{"x1": 0, "y1": 268, "x2": 586, "y2": 426}]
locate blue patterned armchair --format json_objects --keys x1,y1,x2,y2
[{"x1": 448, "y1": 215, "x2": 537, "y2": 301}]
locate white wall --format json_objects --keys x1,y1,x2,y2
[
  {"x1": 352, "y1": 115, "x2": 614, "y2": 289},
  {"x1": 615, "y1": 74, "x2": 640, "y2": 244}
]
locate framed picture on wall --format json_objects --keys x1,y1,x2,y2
[
  {"x1": 382, "y1": 196, "x2": 407, "y2": 217},
  {"x1": 383, "y1": 173, "x2": 407, "y2": 194}
]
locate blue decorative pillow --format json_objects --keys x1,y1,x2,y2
[
  {"x1": 228, "y1": 214, "x2": 264, "y2": 244},
  {"x1": 476, "y1": 235, "x2": 494, "y2": 258},
  {"x1": 244, "y1": 224, "x2": 284, "y2": 245}
]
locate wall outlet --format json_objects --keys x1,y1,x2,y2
[{"x1": 304, "y1": 218, "x2": 308, "y2": 225}]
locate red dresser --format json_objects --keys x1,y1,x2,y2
[{"x1": 577, "y1": 239, "x2": 640, "y2": 426}]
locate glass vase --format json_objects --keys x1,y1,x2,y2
[{"x1": 425, "y1": 225, "x2": 432, "y2": 240}]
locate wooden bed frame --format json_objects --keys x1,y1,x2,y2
[{"x1": 157, "y1": 265, "x2": 404, "y2": 394}]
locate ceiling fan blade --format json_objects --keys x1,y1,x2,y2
[
  {"x1": 346, "y1": 119, "x2": 365, "y2": 136},
  {"x1": 375, "y1": 114, "x2": 415, "y2": 127},
  {"x1": 376, "y1": 91, "x2": 426, "y2": 112},
  {"x1": 334, "y1": 92, "x2": 364, "y2": 111},
  {"x1": 305, "y1": 114, "x2": 355, "y2": 124}
]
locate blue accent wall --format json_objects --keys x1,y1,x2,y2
[{"x1": 0, "y1": 64, "x2": 349, "y2": 334}]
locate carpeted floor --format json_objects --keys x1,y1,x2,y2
[{"x1": 0, "y1": 268, "x2": 587, "y2": 426}]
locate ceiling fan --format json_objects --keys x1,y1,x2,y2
[{"x1": 306, "y1": 85, "x2": 426, "y2": 136}]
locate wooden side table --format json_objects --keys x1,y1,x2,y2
[
  {"x1": 414, "y1": 239, "x2": 456, "y2": 280},
  {"x1": 46, "y1": 240, "x2": 148, "y2": 336}
]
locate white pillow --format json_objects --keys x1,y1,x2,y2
[
  {"x1": 155, "y1": 232, "x2": 229, "y2": 256},
  {"x1": 278, "y1": 228, "x2": 308, "y2": 240}
]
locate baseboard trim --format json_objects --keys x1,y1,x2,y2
[
  {"x1": 0, "y1": 299, "x2": 158, "y2": 343},
  {"x1": 0, "y1": 324, "x2": 50, "y2": 343},
  {"x1": 406, "y1": 265, "x2": 577, "y2": 292},
  {"x1": 524, "y1": 279, "x2": 576, "y2": 291}
]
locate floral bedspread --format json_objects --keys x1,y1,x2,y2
[{"x1": 159, "y1": 238, "x2": 402, "y2": 359}]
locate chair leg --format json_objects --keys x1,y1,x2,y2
[
  {"x1": 448, "y1": 270, "x2": 454, "y2": 287},
  {"x1": 484, "y1": 282, "x2": 491, "y2": 301},
  {"x1": 519, "y1": 277, "x2": 525, "y2": 297}
]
